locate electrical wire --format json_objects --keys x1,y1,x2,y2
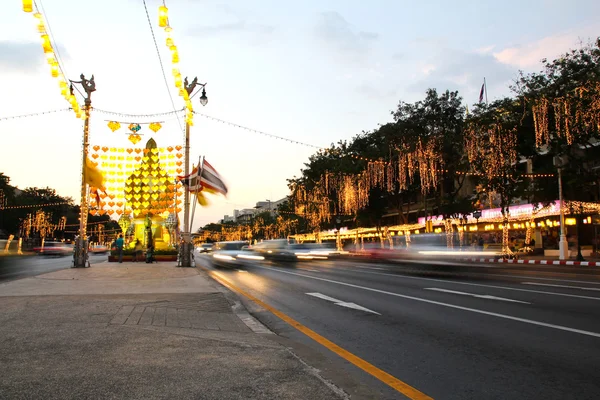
[
  {"x1": 0, "y1": 108, "x2": 72, "y2": 121},
  {"x1": 141, "y1": 0, "x2": 183, "y2": 134},
  {"x1": 193, "y1": 111, "x2": 323, "y2": 149},
  {"x1": 92, "y1": 107, "x2": 184, "y2": 118}
]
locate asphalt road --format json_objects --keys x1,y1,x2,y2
[
  {"x1": 199, "y1": 255, "x2": 600, "y2": 400},
  {"x1": 0, "y1": 253, "x2": 107, "y2": 283}
]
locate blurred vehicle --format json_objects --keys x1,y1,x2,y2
[
  {"x1": 252, "y1": 239, "x2": 297, "y2": 263},
  {"x1": 89, "y1": 244, "x2": 109, "y2": 254},
  {"x1": 211, "y1": 241, "x2": 263, "y2": 269},
  {"x1": 33, "y1": 242, "x2": 74, "y2": 257},
  {"x1": 198, "y1": 243, "x2": 214, "y2": 253},
  {"x1": 286, "y1": 242, "x2": 350, "y2": 260}
]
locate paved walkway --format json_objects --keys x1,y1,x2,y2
[{"x1": 0, "y1": 261, "x2": 348, "y2": 400}]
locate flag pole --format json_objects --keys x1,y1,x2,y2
[
  {"x1": 484, "y1": 77, "x2": 488, "y2": 105},
  {"x1": 190, "y1": 156, "x2": 204, "y2": 234}
]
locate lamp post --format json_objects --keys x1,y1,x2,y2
[
  {"x1": 71, "y1": 74, "x2": 96, "y2": 268},
  {"x1": 181, "y1": 77, "x2": 207, "y2": 268},
  {"x1": 554, "y1": 156, "x2": 569, "y2": 260}
]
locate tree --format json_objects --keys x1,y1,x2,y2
[
  {"x1": 516, "y1": 39, "x2": 600, "y2": 258},
  {"x1": 465, "y1": 98, "x2": 531, "y2": 255}
]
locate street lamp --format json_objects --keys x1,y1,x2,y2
[
  {"x1": 199, "y1": 88, "x2": 208, "y2": 106},
  {"x1": 554, "y1": 156, "x2": 569, "y2": 260},
  {"x1": 180, "y1": 76, "x2": 208, "y2": 268},
  {"x1": 71, "y1": 74, "x2": 96, "y2": 268}
]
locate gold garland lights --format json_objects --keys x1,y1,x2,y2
[
  {"x1": 531, "y1": 84, "x2": 600, "y2": 147},
  {"x1": 22, "y1": 3, "x2": 83, "y2": 118},
  {"x1": 0, "y1": 201, "x2": 71, "y2": 210},
  {"x1": 158, "y1": 4, "x2": 194, "y2": 125}
]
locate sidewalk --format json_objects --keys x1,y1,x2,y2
[{"x1": 0, "y1": 261, "x2": 347, "y2": 400}]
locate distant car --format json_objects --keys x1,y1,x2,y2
[
  {"x1": 33, "y1": 242, "x2": 74, "y2": 257},
  {"x1": 89, "y1": 245, "x2": 109, "y2": 254},
  {"x1": 252, "y1": 239, "x2": 297, "y2": 263},
  {"x1": 198, "y1": 243, "x2": 214, "y2": 253},
  {"x1": 211, "y1": 241, "x2": 260, "y2": 269}
]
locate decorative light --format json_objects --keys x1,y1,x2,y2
[
  {"x1": 149, "y1": 122, "x2": 162, "y2": 133},
  {"x1": 25, "y1": 8, "x2": 83, "y2": 118},
  {"x1": 128, "y1": 123, "x2": 141, "y2": 133},
  {"x1": 158, "y1": 5, "x2": 169, "y2": 27},
  {"x1": 199, "y1": 88, "x2": 208, "y2": 106},
  {"x1": 107, "y1": 121, "x2": 121, "y2": 132},
  {"x1": 128, "y1": 134, "x2": 141, "y2": 144},
  {"x1": 23, "y1": 0, "x2": 33, "y2": 12}
]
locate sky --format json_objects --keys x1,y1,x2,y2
[{"x1": 1, "y1": 0, "x2": 599, "y2": 230}]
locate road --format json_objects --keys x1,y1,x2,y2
[
  {"x1": 199, "y1": 255, "x2": 600, "y2": 400},
  {"x1": 0, "y1": 253, "x2": 107, "y2": 283}
]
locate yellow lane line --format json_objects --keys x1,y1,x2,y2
[{"x1": 199, "y1": 265, "x2": 433, "y2": 400}]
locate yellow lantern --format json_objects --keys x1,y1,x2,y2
[
  {"x1": 23, "y1": 0, "x2": 33, "y2": 12},
  {"x1": 166, "y1": 37, "x2": 173, "y2": 47},
  {"x1": 158, "y1": 5, "x2": 168, "y2": 27},
  {"x1": 172, "y1": 51, "x2": 179, "y2": 64},
  {"x1": 41, "y1": 34, "x2": 52, "y2": 53}
]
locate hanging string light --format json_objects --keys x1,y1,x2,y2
[
  {"x1": 531, "y1": 84, "x2": 600, "y2": 148},
  {"x1": 157, "y1": 3, "x2": 195, "y2": 126},
  {"x1": 23, "y1": 4, "x2": 82, "y2": 118}
]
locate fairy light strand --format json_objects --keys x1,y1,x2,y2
[{"x1": 0, "y1": 108, "x2": 71, "y2": 121}]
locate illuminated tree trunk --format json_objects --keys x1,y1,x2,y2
[
  {"x1": 444, "y1": 219, "x2": 454, "y2": 249},
  {"x1": 502, "y1": 213, "x2": 511, "y2": 256}
]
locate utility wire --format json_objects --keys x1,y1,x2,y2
[
  {"x1": 0, "y1": 108, "x2": 71, "y2": 121},
  {"x1": 141, "y1": 0, "x2": 183, "y2": 134},
  {"x1": 193, "y1": 111, "x2": 323, "y2": 149}
]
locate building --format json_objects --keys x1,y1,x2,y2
[
  {"x1": 236, "y1": 208, "x2": 256, "y2": 224},
  {"x1": 254, "y1": 197, "x2": 288, "y2": 216},
  {"x1": 223, "y1": 215, "x2": 235, "y2": 223}
]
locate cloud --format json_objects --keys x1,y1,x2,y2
[
  {"x1": 314, "y1": 11, "x2": 379, "y2": 56},
  {"x1": 189, "y1": 20, "x2": 275, "y2": 37},
  {"x1": 406, "y1": 47, "x2": 516, "y2": 103},
  {"x1": 391, "y1": 52, "x2": 404, "y2": 61},
  {"x1": 355, "y1": 83, "x2": 398, "y2": 99},
  {"x1": 492, "y1": 26, "x2": 600, "y2": 69},
  {"x1": 0, "y1": 41, "x2": 44, "y2": 72}
]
